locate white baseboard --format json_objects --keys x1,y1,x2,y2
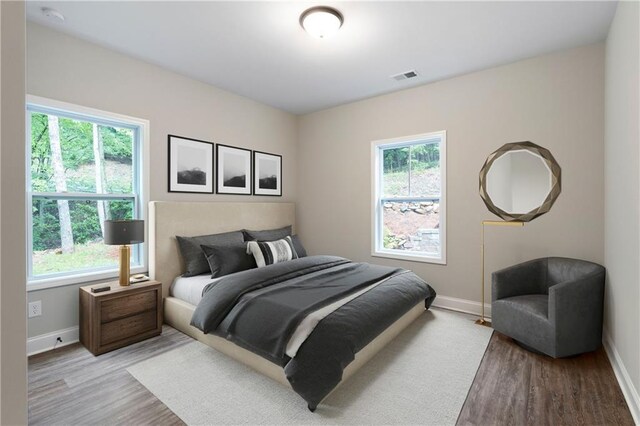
[
  {"x1": 602, "y1": 330, "x2": 640, "y2": 424},
  {"x1": 27, "y1": 326, "x2": 79, "y2": 356},
  {"x1": 431, "y1": 294, "x2": 492, "y2": 319}
]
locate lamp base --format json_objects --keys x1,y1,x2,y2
[
  {"x1": 475, "y1": 318, "x2": 492, "y2": 327},
  {"x1": 119, "y1": 245, "x2": 130, "y2": 286}
]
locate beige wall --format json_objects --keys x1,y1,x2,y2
[
  {"x1": 604, "y1": 0, "x2": 640, "y2": 411},
  {"x1": 1, "y1": 1, "x2": 28, "y2": 423},
  {"x1": 298, "y1": 44, "x2": 605, "y2": 305},
  {"x1": 26, "y1": 23, "x2": 298, "y2": 338}
]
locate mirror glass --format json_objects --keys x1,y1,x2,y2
[
  {"x1": 485, "y1": 150, "x2": 552, "y2": 214},
  {"x1": 479, "y1": 141, "x2": 561, "y2": 222}
]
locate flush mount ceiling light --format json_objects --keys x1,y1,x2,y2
[
  {"x1": 300, "y1": 6, "x2": 343, "y2": 39},
  {"x1": 41, "y1": 7, "x2": 65, "y2": 22}
]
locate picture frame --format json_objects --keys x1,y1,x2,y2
[
  {"x1": 216, "y1": 144, "x2": 252, "y2": 195},
  {"x1": 253, "y1": 151, "x2": 282, "y2": 196},
  {"x1": 168, "y1": 135, "x2": 214, "y2": 194}
]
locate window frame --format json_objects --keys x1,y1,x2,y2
[
  {"x1": 26, "y1": 95, "x2": 150, "y2": 291},
  {"x1": 371, "y1": 131, "x2": 447, "y2": 265}
]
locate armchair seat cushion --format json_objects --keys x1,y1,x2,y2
[
  {"x1": 498, "y1": 294, "x2": 549, "y2": 319},
  {"x1": 493, "y1": 295, "x2": 553, "y2": 355}
]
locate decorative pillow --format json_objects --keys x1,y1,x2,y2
[
  {"x1": 246, "y1": 236, "x2": 298, "y2": 268},
  {"x1": 200, "y1": 244, "x2": 257, "y2": 278},
  {"x1": 242, "y1": 225, "x2": 292, "y2": 242},
  {"x1": 176, "y1": 231, "x2": 244, "y2": 277},
  {"x1": 291, "y1": 234, "x2": 307, "y2": 258}
]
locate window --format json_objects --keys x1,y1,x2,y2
[
  {"x1": 371, "y1": 131, "x2": 446, "y2": 264},
  {"x1": 27, "y1": 96, "x2": 148, "y2": 289}
]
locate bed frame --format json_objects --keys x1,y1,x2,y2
[{"x1": 149, "y1": 201, "x2": 425, "y2": 403}]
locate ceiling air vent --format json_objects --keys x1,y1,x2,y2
[{"x1": 391, "y1": 70, "x2": 419, "y2": 81}]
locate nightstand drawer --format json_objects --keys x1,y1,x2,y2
[
  {"x1": 101, "y1": 290, "x2": 157, "y2": 323},
  {"x1": 101, "y1": 310, "x2": 157, "y2": 346}
]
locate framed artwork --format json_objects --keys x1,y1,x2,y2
[
  {"x1": 253, "y1": 151, "x2": 282, "y2": 196},
  {"x1": 168, "y1": 135, "x2": 214, "y2": 194},
  {"x1": 216, "y1": 144, "x2": 252, "y2": 195}
]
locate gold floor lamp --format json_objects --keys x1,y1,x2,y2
[
  {"x1": 475, "y1": 220, "x2": 524, "y2": 326},
  {"x1": 476, "y1": 141, "x2": 562, "y2": 326}
]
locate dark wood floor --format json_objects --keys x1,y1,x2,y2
[
  {"x1": 457, "y1": 332, "x2": 634, "y2": 426},
  {"x1": 29, "y1": 324, "x2": 634, "y2": 425}
]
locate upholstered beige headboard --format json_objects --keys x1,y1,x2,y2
[{"x1": 149, "y1": 201, "x2": 296, "y2": 298}]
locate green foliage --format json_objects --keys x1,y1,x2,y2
[
  {"x1": 383, "y1": 147, "x2": 409, "y2": 174},
  {"x1": 101, "y1": 126, "x2": 134, "y2": 163},
  {"x1": 32, "y1": 201, "x2": 60, "y2": 251},
  {"x1": 383, "y1": 227, "x2": 404, "y2": 250},
  {"x1": 59, "y1": 117, "x2": 94, "y2": 168},
  {"x1": 110, "y1": 200, "x2": 134, "y2": 221},
  {"x1": 383, "y1": 143, "x2": 439, "y2": 174},
  {"x1": 31, "y1": 199, "x2": 134, "y2": 253},
  {"x1": 30, "y1": 112, "x2": 134, "y2": 192},
  {"x1": 410, "y1": 143, "x2": 440, "y2": 171},
  {"x1": 70, "y1": 202, "x2": 102, "y2": 245},
  {"x1": 30, "y1": 113, "x2": 53, "y2": 192}
]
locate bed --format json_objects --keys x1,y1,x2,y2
[{"x1": 149, "y1": 201, "x2": 436, "y2": 410}]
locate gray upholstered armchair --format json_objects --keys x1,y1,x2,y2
[{"x1": 491, "y1": 257, "x2": 605, "y2": 358}]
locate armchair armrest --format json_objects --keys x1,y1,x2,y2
[
  {"x1": 492, "y1": 258, "x2": 547, "y2": 301},
  {"x1": 548, "y1": 269, "x2": 605, "y2": 326}
]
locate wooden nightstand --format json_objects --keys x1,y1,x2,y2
[{"x1": 79, "y1": 280, "x2": 162, "y2": 355}]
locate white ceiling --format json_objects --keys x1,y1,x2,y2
[{"x1": 26, "y1": 1, "x2": 617, "y2": 115}]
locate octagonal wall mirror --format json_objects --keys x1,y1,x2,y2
[{"x1": 479, "y1": 141, "x2": 561, "y2": 222}]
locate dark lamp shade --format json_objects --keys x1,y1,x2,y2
[{"x1": 104, "y1": 220, "x2": 144, "y2": 245}]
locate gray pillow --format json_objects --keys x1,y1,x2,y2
[
  {"x1": 200, "y1": 244, "x2": 257, "y2": 278},
  {"x1": 242, "y1": 225, "x2": 292, "y2": 242},
  {"x1": 291, "y1": 235, "x2": 307, "y2": 258},
  {"x1": 176, "y1": 231, "x2": 244, "y2": 277}
]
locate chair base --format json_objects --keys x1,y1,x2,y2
[
  {"x1": 513, "y1": 338, "x2": 589, "y2": 358},
  {"x1": 513, "y1": 339, "x2": 548, "y2": 356}
]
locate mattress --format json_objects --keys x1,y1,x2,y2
[{"x1": 170, "y1": 274, "x2": 219, "y2": 306}]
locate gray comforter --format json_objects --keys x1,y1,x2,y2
[{"x1": 191, "y1": 255, "x2": 436, "y2": 410}]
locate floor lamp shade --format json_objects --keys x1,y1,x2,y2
[{"x1": 104, "y1": 220, "x2": 144, "y2": 286}]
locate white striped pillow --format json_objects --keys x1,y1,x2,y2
[{"x1": 246, "y1": 236, "x2": 298, "y2": 268}]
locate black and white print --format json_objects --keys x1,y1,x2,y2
[
  {"x1": 216, "y1": 144, "x2": 252, "y2": 195},
  {"x1": 253, "y1": 151, "x2": 282, "y2": 196},
  {"x1": 168, "y1": 135, "x2": 214, "y2": 193}
]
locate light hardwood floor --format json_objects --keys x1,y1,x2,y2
[
  {"x1": 29, "y1": 322, "x2": 635, "y2": 425},
  {"x1": 29, "y1": 326, "x2": 189, "y2": 425}
]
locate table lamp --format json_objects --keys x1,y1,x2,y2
[{"x1": 104, "y1": 220, "x2": 144, "y2": 286}]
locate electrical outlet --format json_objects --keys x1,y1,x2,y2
[{"x1": 28, "y1": 301, "x2": 42, "y2": 318}]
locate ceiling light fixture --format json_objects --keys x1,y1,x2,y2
[
  {"x1": 41, "y1": 7, "x2": 65, "y2": 22},
  {"x1": 300, "y1": 6, "x2": 343, "y2": 39}
]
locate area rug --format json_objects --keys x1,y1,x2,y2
[{"x1": 127, "y1": 308, "x2": 492, "y2": 425}]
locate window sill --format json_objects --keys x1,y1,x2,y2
[
  {"x1": 27, "y1": 265, "x2": 147, "y2": 292},
  {"x1": 372, "y1": 250, "x2": 446, "y2": 265}
]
